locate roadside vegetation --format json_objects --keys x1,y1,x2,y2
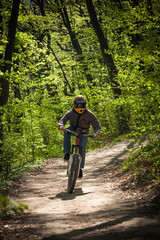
[{"x1": 0, "y1": 0, "x2": 159, "y2": 214}]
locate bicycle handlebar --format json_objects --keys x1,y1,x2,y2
[{"x1": 65, "y1": 129, "x2": 93, "y2": 138}]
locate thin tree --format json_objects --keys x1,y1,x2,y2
[
  {"x1": 85, "y1": 0, "x2": 121, "y2": 96},
  {"x1": 0, "y1": 0, "x2": 21, "y2": 171},
  {"x1": 55, "y1": 0, "x2": 94, "y2": 85},
  {"x1": 29, "y1": 0, "x2": 73, "y2": 95},
  {"x1": 0, "y1": 0, "x2": 21, "y2": 106}
]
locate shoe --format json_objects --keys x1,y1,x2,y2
[
  {"x1": 64, "y1": 153, "x2": 70, "y2": 161},
  {"x1": 78, "y1": 169, "x2": 83, "y2": 178}
]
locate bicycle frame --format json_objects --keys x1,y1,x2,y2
[
  {"x1": 65, "y1": 129, "x2": 92, "y2": 193},
  {"x1": 71, "y1": 136, "x2": 82, "y2": 155},
  {"x1": 66, "y1": 128, "x2": 92, "y2": 154}
]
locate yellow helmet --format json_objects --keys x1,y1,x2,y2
[{"x1": 74, "y1": 95, "x2": 86, "y2": 114}]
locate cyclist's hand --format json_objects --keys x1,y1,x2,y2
[
  {"x1": 59, "y1": 126, "x2": 66, "y2": 132},
  {"x1": 93, "y1": 133, "x2": 100, "y2": 139}
]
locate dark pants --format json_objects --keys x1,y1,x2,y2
[{"x1": 63, "y1": 126, "x2": 88, "y2": 168}]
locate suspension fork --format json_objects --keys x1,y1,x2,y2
[
  {"x1": 71, "y1": 137, "x2": 83, "y2": 154},
  {"x1": 75, "y1": 137, "x2": 80, "y2": 153}
]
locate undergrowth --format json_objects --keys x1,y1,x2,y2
[
  {"x1": 0, "y1": 194, "x2": 29, "y2": 216},
  {"x1": 123, "y1": 137, "x2": 160, "y2": 183}
]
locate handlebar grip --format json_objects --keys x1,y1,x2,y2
[{"x1": 65, "y1": 129, "x2": 94, "y2": 137}]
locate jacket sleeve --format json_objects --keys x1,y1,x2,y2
[
  {"x1": 58, "y1": 110, "x2": 71, "y2": 128},
  {"x1": 90, "y1": 112, "x2": 101, "y2": 134}
]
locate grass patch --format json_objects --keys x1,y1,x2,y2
[{"x1": 122, "y1": 137, "x2": 160, "y2": 183}]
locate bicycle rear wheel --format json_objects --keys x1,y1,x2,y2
[{"x1": 67, "y1": 153, "x2": 81, "y2": 193}]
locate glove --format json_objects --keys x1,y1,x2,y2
[
  {"x1": 59, "y1": 126, "x2": 66, "y2": 132},
  {"x1": 93, "y1": 133, "x2": 100, "y2": 139}
]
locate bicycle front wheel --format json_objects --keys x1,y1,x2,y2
[{"x1": 67, "y1": 153, "x2": 81, "y2": 193}]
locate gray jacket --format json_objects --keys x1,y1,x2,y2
[{"x1": 58, "y1": 108, "x2": 101, "y2": 134}]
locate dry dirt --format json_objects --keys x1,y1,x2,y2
[{"x1": 1, "y1": 139, "x2": 160, "y2": 240}]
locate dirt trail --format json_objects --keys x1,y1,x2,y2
[{"x1": 1, "y1": 139, "x2": 160, "y2": 240}]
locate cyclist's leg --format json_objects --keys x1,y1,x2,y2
[
  {"x1": 63, "y1": 126, "x2": 74, "y2": 154},
  {"x1": 79, "y1": 136, "x2": 88, "y2": 169}
]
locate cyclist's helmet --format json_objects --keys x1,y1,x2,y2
[{"x1": 74, "y1": 95, "x2": 86, "y2": 114}]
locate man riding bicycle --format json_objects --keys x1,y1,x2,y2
[{"x1": 58, "y1": 95, "x2": 101, "y2": 178}]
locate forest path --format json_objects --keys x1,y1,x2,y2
[{"x1": 3, "y1": 139, "x2": 160, "y2": 240}]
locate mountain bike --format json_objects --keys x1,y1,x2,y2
[{"x1": 65, "y1": 129, "x2": 93, "y2": 194}]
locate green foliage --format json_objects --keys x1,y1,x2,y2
[
  {"x1": 0, "y1": 193, "x2": 29, "y2": 216},
  {"x1": 123, "y1": 137, "x2": 160, "y2": 182},
  {"x1": 0, "y1": 0, "x2": 160, "y2": 186}
]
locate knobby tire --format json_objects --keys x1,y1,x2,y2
[{"x1": 67, "y1": 154, "x2": 80, "y2": 193}]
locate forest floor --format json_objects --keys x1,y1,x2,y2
[{"x1": 1, "y1": 138, "x2": 160, "y2": 240}]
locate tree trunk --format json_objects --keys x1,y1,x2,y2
[
  {"x1": 0, "y1": 0, "x2": 20, "y2": 172},
  {"x1": 36, "y1": 0, "x2": 45, "y2": 16},
  {"x1": 85, "y1": 0, "x2": 121, "y2": 96},
  {"x1": 0, "y1": 0, "x2": 20, "y2": 106},
  {"x1": 56, "y1": 0, "x2": 94, "y2": 84},
  {"x1": 47, "y1": 34, "x2": 74, "y2": 95},
  {"x1": 34, "y1": 0, "x2": 74, "y2": 95}
]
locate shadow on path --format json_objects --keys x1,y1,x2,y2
[
  {"x1": 48, "y1": 188, "x2": 91, "y2": 201},
  {"x1": 41, "y1": 204, "x2": 160, "y2": 240}
]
